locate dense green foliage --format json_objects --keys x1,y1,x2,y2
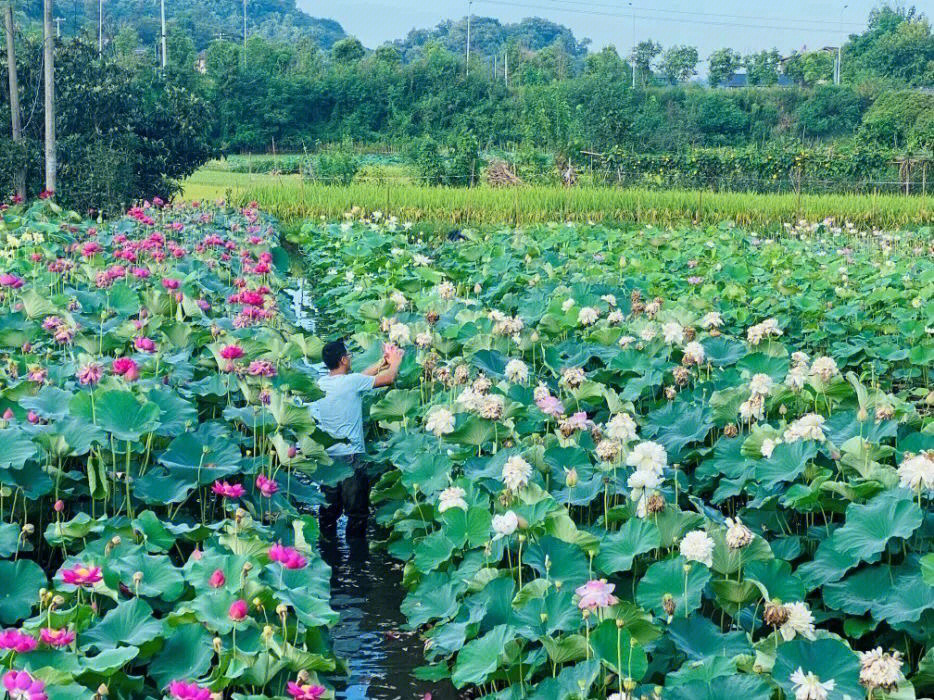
[{"x1": 0, "y1": 39, "x2": 214, "y2": 213}]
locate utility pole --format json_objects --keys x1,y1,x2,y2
[
  {"x1": 3, "y1": 1, "x2": 25, "y2": 200},
  {"x1": 54, "y1": 16, "x2": 61, "y2": 37},
  {"x1": 630, "y1": 2, "x2": 636, "y2": 88},
  {"x1": 465, "y1": 0, "x2": 471, "y2": 76},
  {"x1": 242, "y1": 0, "x2": 247, "y2": 50},
  {"x1": 98, "y1": 0, "x2": 102, "y2": 56},
  {"x1": 159, "y1": 0, "x2": 166, "y2": 69},
  {"x1": 835, "y1": 3, "x2": 848, "y2": 85},
  {"x1": 504, "y1": 48, "x2": 508, "y2": 87},
  {"x1": 43, "y1": 0, "x2": 55, "y2": 195}
]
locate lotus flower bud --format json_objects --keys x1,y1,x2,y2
[
  {"x1": 616, "y1": 618, "x2": 625, "y2": 628},
  {"x1": 52, "y1": 595, "x2": 65, "y2": 607},
  {"x1": 54, "y1": 499, "x2": 64, "y2": 512},
  {"x1": 241, "y1": 562, "x2": 253, "y2": 575},
  {"x1": 276, "y1": 603, "x2": 288, "y2": 617},
  {"x1": 262, "y1": 624, "x2": 274, "y2": 640},
  {"x1": 565, "y1": 468, "x2": 579, "y2": 488},
  {"x1": 296, "y1": 670, "x2": 310, "y2": 683},
  {"x1": 252, "y1": 597, "x2": 263, "y2": 610},
  {"x1": 857, "y1": 407, "x2": 868, "y2": 422},
  {"x1": 132, "y1": 571, "x2": 143, "y2": 585},
  {"x1": 778, "y1": 404, "x2": 787, "y2": 415},
  {"x1": 623, "y1": 678, "x2": 637, "y2": 692},
  {"x1": 213, "y1": 637, "x2": 223, "y2": 654}
]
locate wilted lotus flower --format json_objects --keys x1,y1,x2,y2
[
  {"x1": 858, "y1": 648, "x2": 902, "y2": 692},
  {"x1": 424, "y1": 407, "x2": 455, "y2": 437},
  {"x1": 504, "y1": 359, "x2": 528, "y2": 384},
  {"x1": 76, "y1": 362, "x2": 103, "y2": 386},
  {"x1": 575, "y1": 579, "x2": 618, "y2": 611},
  {"x1": 789, "y1": 668, "x2": 834, "y2": 700},
  {"x1": 725, "y1": 517, "x2": 753, "y2": 549}
]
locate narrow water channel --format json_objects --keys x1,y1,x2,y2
[{"x1": 319, "y1": 526, "x2": 459, "y2": 700}]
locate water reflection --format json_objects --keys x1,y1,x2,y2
[{"x1": 320, "y1": 524, "x2": 459, "y2": 700}]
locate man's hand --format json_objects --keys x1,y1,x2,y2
[{"x1": 373, "y1": 344, "x2": 404, "y2": 388}]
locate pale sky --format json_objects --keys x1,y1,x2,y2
[{"x1": 299, "y1": 0, "x2": 897, "y2": 60}]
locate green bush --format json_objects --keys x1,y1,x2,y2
[{"x1": 302, "y1": 152, "x2": 360, "y2": 185}]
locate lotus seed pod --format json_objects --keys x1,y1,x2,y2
[
  {"x1": 52, "y1": 595, "x2": 65, "y2": 607},
  {"x1": 662, "y1": 594, "x2": 676, "y2": 618},
  {"x1": 763, "y1": 600, "x2": 789, "y2": 628},
  {"x1": 646, "y1": 493, "x2": 666, "y2": 514},
  {"x1": 213, "y1": 637, "x2": 222, "y2": 653},
  {"x1": 296, "y1": 670, "x2": 310, "y2": 683},
  {"x1": 624, "y1": 678, "x2": 637, "y2": 692},
  {"x1": 262, "y1": 625, "x2": 274, "y2": 639},
  {"x1": 565, "y1": 468, "x2": 579, "y2": 488},
  {"x1": 723, "y1": 423, "x2": 738, "y2": 438},
  {"x1": 276, "y1": 603, "x2": 288, "y2": 617},
  {"x1": 97, "y1": 684, "x2": 108, "y2": 697},
  {"x1": 111, "y1": 535, "x2": 122, "y2": 546},
  {"x1": 241, "y1": 562, "x2": 253, "y2": 574},
  {"x1": 132, "y1": 571, "x2": 143, "y2": 585},
  {"x1": 21, "y1": 523, "x2": 34, "y2": 534}
]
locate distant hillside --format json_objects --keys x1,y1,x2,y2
[
  {"x1": 392, "y1": 16, "x2": 590, "y2": 63},
  {"x1": 18, "y1": 0, "x2": 346, "y2": 51}
]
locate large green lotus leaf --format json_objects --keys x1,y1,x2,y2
[
  {"x1": 666, "y1": 615, "x2": 752, "y2": 661},
  {"x1": 590, "y1": 621, "x2": 647, "y2": 680},
  {"x1": 148, "y1": 623, "x2": 214, "y2": 688},
  {"x1": 922, "y1": 554, "x2": 934, "y2": 587},
  {"x1": 513, "y1": 589, "x2": 580, "y2": 639},
  {"x1": 0, "y1": 522, "x2": 22, "y2": 557},
  {"x1": 188, "y1": 589, "x2": 240, "y2": 635},
  {"x1": 399, "y1": 452, "x2": 452, "y2": 496},
  {"x1": 276, "y1": 587, "x2": 339, "y2": 628},
  {"x1": 0, "y1": 428, "x2": 36, "y2": 468},
  {"x1": 94, "y1": 390, "x2": 160, "y2": 441},
  {"x1": 447, "y1": 414, "x2": 497, "y2": 448},
  {"x1": 824, "y1": 409, "x2": 898, "y2": 446},
  {"x1": 37, "y1": 416, "x2": 105, "y2": 457},
  {"x1": 442, "y1": 507, "x2": 493, "y2": 549},
  {"x1": 755, "y1": 440, "x2": 817, "y2": 488},
  {"x1": 594, "y1": 518, "x2": 660, "y2": 575},
  {"x1": 147, "y1": 387, "x2": 198, "y2": 437},
  {"x1": 413, "y1": 531, "x2": 457, "y2": 573},
  {"x1": 665, "y1": 656, "x2": 736, "y2": 687},
  {"x1": 832, "y1": 489, "x2": 922, "y2": 561},
  {"x1": 524, "y1": 536, "x2": 590, "y2": 590},
  {"x1": 744, "y1": 559, "x2": 806, "y2": 603},
  {"x1": 636, "y1": 556, "x2": 711, "y2": 618},
  {"x1": 824, "y1": 562, "x2": 934, "y2": 624},
  {"x1": 0, "y1": 559, "x2": 46, "y2": 624},
  {"x1": 701, "y1": 337, "x2": 747, "y2": 366},
  {"x1": 106, "y1": 282, "x2": 140, "y2": 316},
  {"x1": 158, "y1": 428, "x2": 242, "y2": 487},
  {"x1": 102, "y1": 545, "x2": 185, "y2": 601},
  {"x1": 20, "y1": 386, "x2": 74, "y2": 420},
  {"x1": 796, "y1": 531, "x2": 864, "y2": 591},
  {"x1": 471, "y1": 349, "x2": 508, "y2": 378},
  {"x1": 527, "y1": 660, "x2": 600, "y2": 700},
  {"x1": 400, "y1": 574, "x2": 460, "y2": 627},
  {"x1": 369, "y1": 389, "x2": 420, "y2": 422},
  {"x1": 82, "y1": 598, "x2": 162, "y2": 650},
  {"x1": 451, "y1": 624, "x2": 513, "y2": 688},
  {"x1": 664, "y1": 674, "x2": 772, "y2": 700},
  {"x1": 709, "y1": 529, "x2": 772, "y2": 575},
  {"x1": 132, "y1": 510, "x2": 178, "y2": 552},
  {"x1": 642, "y1": 402, "x2": 713, "y2": 458},
  {"x1": 81, "y1": 646, "x2": 140, "y2": 674},
  {"x1": 773, "y1": 638, "x2": 862, "y2": 700},
  {"x1": 737, "y1": 353, "x2": 789, "y2": 381}
]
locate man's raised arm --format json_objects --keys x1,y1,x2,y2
[{"x1": 373, "y1": 346, "x2": 404, "y2": 388}]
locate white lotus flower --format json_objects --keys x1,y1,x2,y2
[
  {"x1": 761, "y1": 437, "x2": 782, "y2": 458},
  {"x1": 783, "y1": 414, "x2": 826, "y2": 443},
  {"x1": 424, "y1": 407, "x2": 455, "y2": 437},
  {"x1": 561, "y1": 367, "x2": 586, "y2": 388},
  {"x1": 618, "y1": 335, "x2": 636, "y2": 348},
  {"x1": 639, "y1": 326, "x2": 657, "y2": 342},
  {"x1": 626, "y1": 441, "x2": 667, "y2": 475},
  {"x1": 858, "y1": 647, "x2": 903, "y2": 691},
  {"x1": 478, "y1": 394, "x2": 504, "y2": 421},
  {"x1": 561, "y1": 298, "x2": 576, "y2": 312},
  {"x1": 607, "y1": 310, "x2": 624, "y2": 325},
  {"x1": 682, "y1": 341, "x2": 705, "y2": 365},
  {"x1": 662, "y1": 321, "x2": 684, "y2": 344},
  {"x1": 578, "y1": 306, "x2": 600, "y2": 326},
  {"x1": 749, "y1": 373, "x2": 773, "y2": 396},
  {"x1": 780, "y1": 602, "x2": 816, "y2": 641},
  {"x1": 785, "y1": 364, "x2": 808, "y2": 391},
  {"x1": 436, "y1": 281, "x2": 456, "y2": 299},
  {"x1": 491, "y1": 511, "x2": 519, "y2": 538},
  {"x1": 790, "y1": 668, "x2": 835, "y2": 700},
  {"x1": 388, "y1": 322, "x2": 412, "y2": 346},
  {"x1": 412, "y1": 253, "x2": 432, "y2": 266},
  {"x1": 897, "y1": 451, "x2": 934, "y2": 492},
  {"x1": 809, "y1": 356, "x2": 839, "y2": 382},
  {"x1": 700, "y1": 311, "x2": 723, "y2": 329},
  {"x1": 455, "y1": 387, "x2": 484, "y2": 412},
  {"x1": 627, "y1": 468, "x2": 661, "y2": 493},
  {"x1": 438, "y1": 486, "x2": 467, "y2": 513},
  {"x1": 679, "y1": 530, "x2": 715, "y2": 567},
  {"x1": 502, "y1": 455, "x2": 532, "y2": 491},
  {"x1": 415, "y1": 331, "x2": 433, "y2": 348},
  {"x1": 600, "y1": 294, "x2": 617, "y2": 307},
  {"x1": 605, "y1": 413, "x2": 638, "y2": 443},
  {"x1": 390, "y1": 291, "x2": 407, "y2": 311},
  {"x1": 504, "y1": 359, "x2": 529, "y2": 384}
]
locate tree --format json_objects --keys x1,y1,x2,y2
[
  {"x1": 744, "y1": 49, "x2": 781, "y2": 86},
  {"x1": 629, "y1": 39, "x2": 661, "y2": 86},
  {"x1": 659, "y1": 44, "x2": 698, "y2": 84},
  {"x1": 331, "y1": 36, "x2": 364, "y2": 64},
  {"x1": 708, "y1": 48, "x2": 741, "y2": 87},
  {"x1": 796, "y1": 85, "x2": 865, "y2": 137},
  {"x1": 783, "y1": 50, "x2": 834, "y2": 86},
  {"x1": 3, "y1": 1, "x2": 24, "y2": 199},
  {"x1": 584, "y1": 45, "x2": 627, "y2": 80}
]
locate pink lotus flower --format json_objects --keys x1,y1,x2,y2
[
  {"x1": 3, "y1": 670, "x2": 47, "y2": 700},
  {"x1": 211, "y1": 481, "x2": 245, "y2": 499},
  {"x1": 208, "y1": 569, "x2": 226, "y2": 588},
  {"x1": 575, "y1": 579, "x2": 619, "y2": 611},
  {"x1": 111, "y1": 357, "x2": 139, "y2": 381},
  {"x1": 39, "y1": 627, "x2": 75, "y2": 648},
  {"x1": 131, "y1": 267, "x2": 150, "y2": 279},
  {"x1": 268, "y1": 543, "x2": 307, "y2": 570},
  {"x1": 286, "y1": 682, "x2": 326, "y2": 700},
  {"x1": 0, "y1": 273, "x2": 24, "y2": 289},
  {"x1": 256, "y1": 474, "x2": 278, "y2": 497},
  {"x1": 220, "y1": 345, "x2": 244, "y2": 360},
  {"x1": 76, "y1": 362, "x2": 103, "y2": 386},
  {"x1": 81, "y1": 241, "x2": 102, "y2": 258},
  {"x1": 42, "y1": 316, "x2": 62, "y2": 331},
  {"x1": 167, "y1": 680, "x2": 211, "y2": 700},
  {"x1": 228, "y1": 599, "x2": 248, "y2": 621},
  {"x1": 536, "y1": 395, "x2": 565, "y2": 417},
  {"x1": 247, "y1": 360, "x2": 276, "y2": 377},
  {"x1": 60, "y1": 563, "x2": 102, "y2": 587},
  {"x1": 0, "y1": 629, "x2": 38, "y2": 652},
  {"x1": 161, "y1": 278, "x2": 180, "y2": 290},
  {"x1": 2, "y1": 408, "x2": 13, "y2": 420},
  {"x1": 27, "y1": 411, "x2": 39, "y2": 424},
  {"x1": 134, "y1": 337, "x2": 157, "y2": 353}
]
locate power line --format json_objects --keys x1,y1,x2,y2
[{"x1": 476, "y1": 0, "x2": 864, "y2": 34}]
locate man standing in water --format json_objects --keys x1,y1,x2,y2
[{"x1": 311, "y1": 339, "x2": 404, "y2": 537}]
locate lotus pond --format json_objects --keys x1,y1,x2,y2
[{"x1": 0, "y1": 200, "x2": 932, "y2": 700}]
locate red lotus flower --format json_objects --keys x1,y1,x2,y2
[
  {"x1": 268, "y1": 543, "x2": 307, "y2": 570},
  {"x1": 256, "y1": 474, "x2": 278, "y2": 497},
  {"x1": 211, "y1": 481, "x2": 245, "y2": 499},
  {"x1": 286, "y1": 682, "x2": 326, "y2": 700},
  {"x1": 228, "y1": 599, "x2": 248, "y2": 621},
  {"x1": 3, "y1": 670, "x2": 47, "y2": 700},
  {"x1": 208, "y1": 569, "x2": 226, "y2": 588},
  {"x1": 39, "y1": 627, "x2": 75, "y2": 648},
  {"x1": 111, "y1": 357, "x2": 139, "y2": 381},
  {"x1": 134, "y1": 336, "x2": 157, "y2": 353},
  {"x1": 167, "y1": 680, "x2": 211, "y2": 700},
  {"x1": 0, "y1": 629, "x2": 38, "y2": 653},
  {"x1": 161, "y1": 278, "x2": 180, "y2": 290},
  {"x1": 0, "y1": 273, "x2": 24, "y2": 289},
  {"x1": 220, "y1": 344, "x2": 244, "y2": 360},
  {"x1": 60, "y1": 563, "x2": 102, "y2": 587}
]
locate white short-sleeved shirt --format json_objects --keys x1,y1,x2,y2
[{"x1": 310, "y1": 373, "x2": 376, "y2": 456}]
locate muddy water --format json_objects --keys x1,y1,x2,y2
[{"x1": 319, "y1": 526, "x2": 460, "y2": 700}]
